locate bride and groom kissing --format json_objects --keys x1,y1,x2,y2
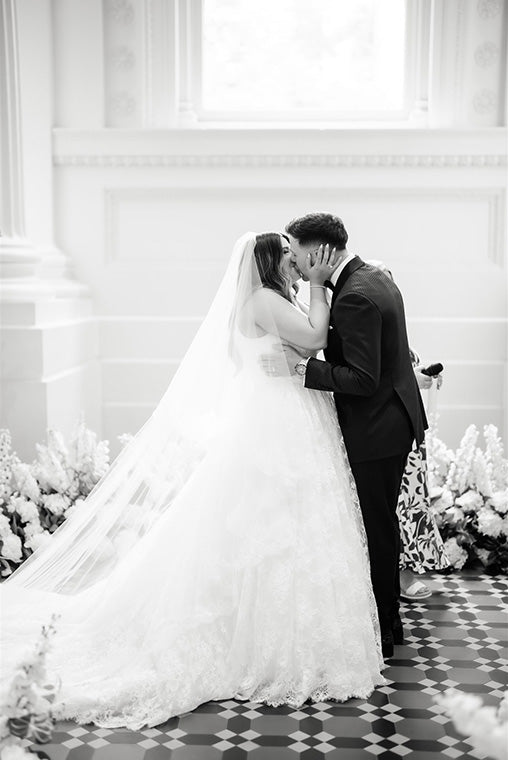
[
  {"x1": 274, "y1": 213, "x2": 427, "y2": 659},
  {"x1": 1, "y1": 212, "x2": 427, "y2": 730}
]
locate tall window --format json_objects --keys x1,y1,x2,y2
[{"x1": 199, "y1": 0, "x2": 411, "y2": 120}]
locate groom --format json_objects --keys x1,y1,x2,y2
[{"x1": 283, "y1": 213, "x2": 427, "y2": 659}]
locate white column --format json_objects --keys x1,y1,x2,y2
[
  {"x1": 0, "y1": 0, "x2": 46, "y2": 297},
  {"x1": 0, "y1": 0, "x2": 99, "y2": 461},
  {"x1": 0, "y1": 0, "x2": 89, "y2": 299}
]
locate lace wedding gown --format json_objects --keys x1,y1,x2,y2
[{"x1": 1, "y1": 235, "x2": 385, "y2": 730}]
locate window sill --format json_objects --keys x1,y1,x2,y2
[{"x1": 52, "y1": 127, "x2": 507, "y2": 167}]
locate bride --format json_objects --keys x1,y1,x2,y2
[{"x1": 0, "y1": 232, "x2": 385, "y2": 730}]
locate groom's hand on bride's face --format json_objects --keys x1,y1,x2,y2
[{"x1": 259, "y1": 344, "x2": 307, "y2": 377}]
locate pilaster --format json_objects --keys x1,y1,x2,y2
[{"x1": 0, "y1": 0, "x2": 99, "y2": 460}]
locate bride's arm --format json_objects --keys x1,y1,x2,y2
[
  {"x1": 251, "y1": 285, "x2": 330, "y2": 351},
  {"x1": 295, "y1": 297, "x2": 309, "y2": 316}
]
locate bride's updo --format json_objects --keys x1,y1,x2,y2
[{"x1": 254, "y1": 232, "x2": 296, "y2": 302}]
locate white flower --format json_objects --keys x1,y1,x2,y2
[
  {"x1": 425, "y1": 416, "x2": 456, "y2": 489},
  {"x1": 503, "y1": 515, "x2": 508, "y2": 536},
  {"x1": 446, "y1": 425, "x2": 479, "y2": 494},
  {"x1": 489, "y1": 489, "x2": 508, "y2": 515},
  {"x1": 455, "y1": 489, "x2": 484, "y2": 512},
  {"x1": 11, "y1": 462, "x2": 40, "y2": 502},
  {"x1": 68, "y1": 421, "x2": 110, "y2": 492},
  {"x1": 477, "y1": 506, "x2": 504, "y2": 538},
  {"x1": 23, "y1": 519, "x2": 43, "y2": 541},
  {"x1": 471, "y1": 448, "x2": 494, "y2": 497},
  {"x1": 1, "y1": 745, "x2": 33, "y2": 760},
  {"x1": 25, "y1": 531, "x2": 51, "y2": 553},
  {"x1": 436, "y1": 689, "x2": 483, "y2": 733},
  {"x1": 3, "y1": 498, "x2": 16, "y2": 514},
  {"x1": 0, "y1": 428, "x2": 18, "y2": 502},
  {"x1": 0, "y1": 513, "x2": 12, "y2": 539},
  {"x1": 64, "y1": 498, "x2": 85, "y2": 520},
  {"x1": 498, "y1": 692, "x2": 508, "y2": 723},
  {"x1": 0, "y1": 715, "x2": 8, "y2": 740},
  {"x1": 118, "y1": 432, "x2": 134, "y2": 447},
  {"x1": 12, "y1": 497, "x2": 39, "y2": 524},
  {"x1": 431, "y1": 488, "x2": 454, "y2": 512},
  {"x1": 33, "y1": 442, "x2": 72, "y2": 493},
  {"x1": 437, "y1": 688, "x2": 508, "y2": 760},
  {"x1": 444, "y1": 506, "x2": 465, "y2": 524},
  {"x1": 41, "y1": 493, "x2": 70, "y2": 516},
  {"x1": 443, "y1": 537, "x2": 468, "y2": 569},
  {"x1": 476, "y1": 548, "x2": 490, "y2": 565},
  {"x1": 484, "y1": 424, "x2": 508, "y2": 491},
  {"x1": 1, "y1": 533, "x2": 22, "y2": 562}
]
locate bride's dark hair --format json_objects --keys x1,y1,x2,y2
[{"x1": 254, "y1": 232, "x2": 297, "y2": 302}]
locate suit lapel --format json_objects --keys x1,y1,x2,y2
[{"x1": 331, "y1": 256, "x2": 365, "y2": 306}]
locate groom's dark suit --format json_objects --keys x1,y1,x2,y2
[{"x1": 305, "y1": 257, "x2": 427, "y2": 637}]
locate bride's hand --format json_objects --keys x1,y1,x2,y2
[{"x1": 306, "y1": 244, "x2": 338, "y2": 285}]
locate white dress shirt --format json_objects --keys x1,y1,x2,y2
[{"x1": 329, "y1": 251, "x2": 357, "y2": 288}]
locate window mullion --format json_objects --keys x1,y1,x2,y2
[
  {"x1": 177, "y1": 0, "x2": 201, "y2": 126},
  {"x1": 407, "y1": 0, "x2": 432, "y2": 126}
]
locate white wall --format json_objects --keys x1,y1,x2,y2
[
  {"x1": 2, "y1": 0, "x2": 506, "y2": 459},
  {"x1": 52, "y1": 127, "x2": 507, "y2": 455}
]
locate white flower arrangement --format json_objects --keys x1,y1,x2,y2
[
  {"x1": 435, "y1": 689, "x2": 508, "y2": 760},
  {"x1": 427, "y1": 417, "x2": 508, "y2": 574},
  {"x1": 0, "y1": 615, "x2": 60, "y2": 756},
  {"x1": 1, "y1": 414, "x2": 506, "y2": 577},
  {"x1": 442, "y1": 537, "x2": 469, "y2": 570},
  {"x1": 0, "y1": 419, "x2": 111, "y2": 579},
  {"x1": 0, "y1": 745, "x2": 32, "y2": 759}
]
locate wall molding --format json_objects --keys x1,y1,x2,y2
[
  {"x1": 52, "y1": 126, "x2": 508, "y2": 165},
  {"x1": 55, "y1": 153, "x2": 507, "y2": 168},
  {"x1": 104, "y1": 186, "x2": 506, "y2": 267}
]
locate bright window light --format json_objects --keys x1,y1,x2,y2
[{"x1": 202, "y1": 0, "x2": 407, "y2": 114}]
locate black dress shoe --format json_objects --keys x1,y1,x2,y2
[
  {"x1": 381, "y1": 633, "x2": 394, "y2": 659},
  {"x1": 392, "y1": 617, "x2": 404, "y2": 645}
]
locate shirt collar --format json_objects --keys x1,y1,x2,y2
[{"x1": 329, "y1": 252, "x2": 357, "y2": 288}]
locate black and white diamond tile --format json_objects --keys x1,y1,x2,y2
[{"x1": 30, "y1": 571, "x2": 507, "y2": 760}]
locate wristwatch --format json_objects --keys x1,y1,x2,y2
[{"x1": 295, "y1": 358, "x2": 310, "y2": 377}]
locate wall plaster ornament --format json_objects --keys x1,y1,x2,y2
[
  {"x1": 105, "y1": 0, "x2": 134, "y2": 25},
  {"x1": 110, "y1": 45, "x2": 135, "y2": 71},
  {"x1": 477, "y1": 0, "x2": 502, "y2": 18},
  {"x1": 109, "y1": 91, "x2": 136, "y2": 116},
  {"x1": 53, "y1": 154, "x2": 507, "y2": 168},
  {"x1": 474, "y1": 41, "x2": 500, "y2": 67},
  {"x1": 473, "y1": 89, "x2": 497, "y2": 113}
]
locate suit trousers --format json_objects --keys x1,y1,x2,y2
[{"x1": 349, "y1": 453, "x2": 409, "y2": 635}]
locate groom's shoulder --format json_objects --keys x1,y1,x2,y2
[
  {"x1": 345, "y1": 260, "x2": 388, "y2": 293},
  {"x1": 340, "y1": 261, "x2": 403, "y2": 310}
]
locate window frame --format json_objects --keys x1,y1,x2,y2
[{"x1": 188, "y1": 0, "x2": 430, "y2": 125}]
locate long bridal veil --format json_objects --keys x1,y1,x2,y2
[
  {"x1": 3, "y1": 232, "x2": 294, "y2": 596},
  {"x1": 1, "y1": 232, "x2": 384, "y2": 726}
]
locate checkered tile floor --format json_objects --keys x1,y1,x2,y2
[{"x1": 32, "y1": 571, "x2": 507, "y2": 760}]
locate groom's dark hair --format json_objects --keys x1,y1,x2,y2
[{"x1": 286, "y1": 213, "x2": 348, "y2": 249}]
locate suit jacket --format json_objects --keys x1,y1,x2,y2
[{"x1": 305, "y1": 257, "x2": 427, "y2": 463}]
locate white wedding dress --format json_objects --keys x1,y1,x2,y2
[{"x1": 0, "y1": 234, "x2": 385, "y2": 730}]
